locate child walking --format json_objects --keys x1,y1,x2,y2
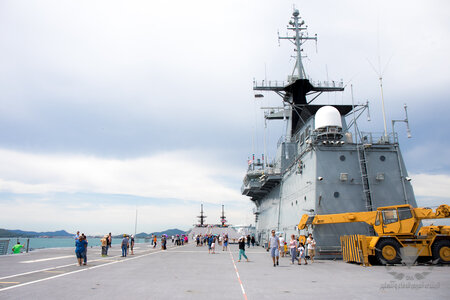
[{"x1": 298, "y1": 242, "x2": 307, "y2": 265}]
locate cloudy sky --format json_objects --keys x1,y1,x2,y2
[{"x1": 0, "y1": 0, "x2": 449, "y2": 235}]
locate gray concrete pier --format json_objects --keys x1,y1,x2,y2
[{"x1": 0, "y1": 242, "x2": 448, "y2": 299}]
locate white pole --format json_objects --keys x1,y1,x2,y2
[
  {"x1": 379, "y1": 76, "x2": 388, "y2": 140},
  {"x1": 134, "y1": 206, "x2": 138, "y2": 237}
]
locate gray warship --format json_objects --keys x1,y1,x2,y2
[{"x1": 241, "y1": 9, "x2": 417, "y2": 258}]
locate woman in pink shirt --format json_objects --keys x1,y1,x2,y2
[{"x1": 289, "y1": 234, "x2": 298, "y2": 264}]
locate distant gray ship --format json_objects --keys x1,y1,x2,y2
[{"x1": 241, "y1": 9, "x2": 417, "y2": 258}]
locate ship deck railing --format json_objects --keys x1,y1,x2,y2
[{"x1": 359, "y1": 132, "x2": 398, "y2": 145}]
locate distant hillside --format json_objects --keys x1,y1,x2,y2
[
  {"x1": 0, "y1": 229, "x2": 73, "y2": 237},
  {"x1": 134, "y1": 229, "x2": 186, "y2": 238},
  {"x1": 0, "y1": 228, "x2": 24, "y2": 237}
]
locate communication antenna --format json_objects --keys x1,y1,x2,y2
[
  {"x1": 366, "y1": 101, "x2": 371, "y2": 122},
  {"x1": 391, "y1": 104, "x2": 412, "y2": 140},
  {"x1": 367, "y1": 14, "x2": 393, "y2": 142}
]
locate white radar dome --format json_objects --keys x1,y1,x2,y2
[{"x1": 315, "y1": 106, "x2": 342, "y2": 130}]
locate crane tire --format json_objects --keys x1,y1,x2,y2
[
  {"x1": 375, "y1": 239, "x2": 402, "y2": 265},
  {"x1": 432, "y1": 240, "x2": 450, "y2": 264}
]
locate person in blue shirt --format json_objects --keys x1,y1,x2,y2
[
  {"x1": 75, "y1": 236, "x2": 88, "y2": 266},
  {"x1": 121, "y1": 235, "x2": 129, "y2": 257},
  {"x1": 207, "y1": 234, "x2": 214, "y2": 254}
]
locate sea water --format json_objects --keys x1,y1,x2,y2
[{"x1": 2, "y1": 237, "x2": 151, "y2": 254}]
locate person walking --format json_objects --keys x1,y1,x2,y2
[
  {"x1": 298, "y1": 242, "x2": 307, "y2": 265},
  {"x1": 246, "y1": 234, "x2": 251, "y2": 248},
  {"x1": 207, "y1": 234, "x2": 213, "y2": 254},
  {"x1": 130, "y1": 235, "x2": 135, "y2": 255},
  {"x1": 211, "y1": 236, "x2": 216, "y2": 254},
  {"x1": 106, "y1": 232, "x2": 112, "y2": 256},
  {"x1": 268, "y1": 230, "x2": 280, "y2": 267},
  {"x1": 153, "y1": 235, "x2": 157, "y2": 248},
  {"x1": 75, "y1": 236, "x2": 87, "y2": 266},
  {"x1": 279, "y1": 234, "x2": 285, "y2": 257},
  {"x1": 306, "y1": 234, "x2": 316, "y2": 263},
  {"x1": 121, "y1": 234, "x2": 129, "y2": 257},
  {"x1": 289, "y1": 235, "x2": 298, "y2": 264},
  {"x1": 101, "y1": 235, "x2": 108, "y2": 257},
  {"x1": 223, "y1": 234, "x2": 228, "y2": 251},
  {"x1": 81, "y1": 233, "x2": 88, "y2": 265},
  {"x1": 74, "y1": 231, "x2": 80, "y2": 245},
  {"x1": 251, "y1": 235, "x2": 255, "y2": 247},
  {"x1": 238, "y1": 237, "x2": 249, "y2": 262}
]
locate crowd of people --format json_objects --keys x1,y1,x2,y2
[
  {"x1": 268, "y1": 230, "x2": 316, "y2": 267},
  {"x1": 73, "y1": 230, "x2": 316, "y2": 268},
  {"x1": 193, "y1": 233, "x2": 235, "y2": 253}
]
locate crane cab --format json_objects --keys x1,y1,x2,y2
[{"x1": 373, "y1": 205, "x2": 416, "y2": 236}]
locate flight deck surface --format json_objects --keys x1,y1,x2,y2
[{"x1": 0, "y1": 242, "x2": 448, "y2": 299}]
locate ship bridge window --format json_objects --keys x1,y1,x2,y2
[
  {"x1": 382, "y1": 209, "x2": 398, "y2": 225},
  {"x1": 305, "y1": 126, "x2": 311, "y2": 138},
  {"x1": 299, "y1": 133, "x2": 305, "y2": 145},
  {"x1": 398, "y1": 207, "x2": 413, "y2": 220}
]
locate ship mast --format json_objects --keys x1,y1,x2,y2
[
  {"x1": 278, "y1": 9, "x2": 317, "y2": 80},
  {"x1": 220, "y1": 205, "x2": 227, "y2": 227},
  {"x1": 197, "y1": 204, "x2": 207, "y2": 227}
]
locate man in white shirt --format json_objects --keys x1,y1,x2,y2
[
  {"x1": 306, "y1": 234, "x2": 316, "y2": 262},
  {"x1": 268, "y1": 230, "x2": 280, "y2": 267}
]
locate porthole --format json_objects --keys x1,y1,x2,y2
[
  {"x1": 340, "y1": 155, "x2": 346, "y2": 161},
  {"x1": 380, "y1": 155, "x2": 386, "y2": 162},
  {"x1": 334, "y1": 192, "x2": 340, "y2": 198}
]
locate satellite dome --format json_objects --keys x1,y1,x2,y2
[{"x1": 315, "y1": 106, "x2": 342, "y2": 130}]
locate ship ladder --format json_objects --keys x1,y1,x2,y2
[
  {"x1": 340, "y1": 234, "x2": 370, "y2": 266},
  {"x1": 357, "y1": 145, "x2": 373, "y2": 212}
]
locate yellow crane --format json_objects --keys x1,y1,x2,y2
[{"x1": 298, "y1": 204, "x2": 450, "y2": 265}]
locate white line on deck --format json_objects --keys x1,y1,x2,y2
[
  {"x1": 0, "y1": 254, "x2": 122, "y2": 281},
  {"x1": 0, "y1": 245, "x2": 185, "y2": 292},
  {"x1": 20, "y1": 256, "x2": 73, "y2": 264},
  {"x1": 228, "y1": 249, "x2": 248, "y2": 300}
]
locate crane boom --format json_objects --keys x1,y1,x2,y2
[
  {"x1": 414, "y1": 204, "x2": 450, "y2": 220},
  {"x1": 298, "y1": 210, "x2": 377, "y2": 230},
  {"x1": 298, "y1": 204, "x2": 450, "y2": 231}
]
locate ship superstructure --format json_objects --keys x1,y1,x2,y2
[{"x1": 241, "y1": 9, "x2": 417, "y2": 258}]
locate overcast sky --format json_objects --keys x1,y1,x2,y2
[{"x1": 0, "y1": 0, "x2": 449, "y2": 235}]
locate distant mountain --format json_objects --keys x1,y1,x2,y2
[
  {"x1": 0, "y1": 228, "x2": 22, "y2": 237},
  {"x1": 0, "y1": 229, "x2": 73, "y2": 237},
  {"x1": 134, "y1": 228, "x2": 186, "y2": 238}
]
